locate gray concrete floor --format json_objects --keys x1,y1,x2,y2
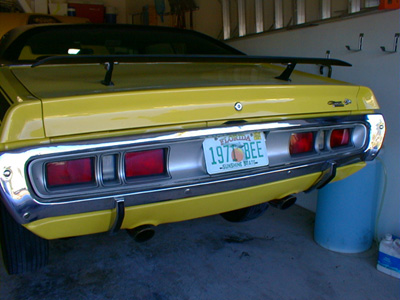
[{"x1": 0, "y1": 205, "x2": 398, "y2": 300}]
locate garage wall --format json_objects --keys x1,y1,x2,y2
[
  {"x1": 122, "y1": 0, "x2": 222, "y2": 38},
  {"x1": 192, "y1": 0, "x2": 222, "y2": 38},
  {"x1": 226, "y1": 10, "x2": 400, "y2": 239}
]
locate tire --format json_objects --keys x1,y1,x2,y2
[
  {"x1": 0, "y1": 202, "x2": 49, "y2": 274},
  {"x1": 221, "y1": 203, "x2": 269, "y2": 223}
]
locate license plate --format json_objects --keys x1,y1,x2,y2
[{"x1": 203, "y1": 132, "x2": 269, "y2": 175}]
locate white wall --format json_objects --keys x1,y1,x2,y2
[{"x1": 227, "y1": 10, "x2": 400, "y2": 239}]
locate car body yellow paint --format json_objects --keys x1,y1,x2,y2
[{"x1": 0, "y1": 101, "x2": 45, "y2": 143}]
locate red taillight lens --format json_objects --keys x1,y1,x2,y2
[
  {"x1": 46, "y1": 158, "x2": 94, "y2": 187},
  {"x1": 330, "y1": 129, "x2": 350, "y2": 148},
  {"x1": 125, "y1": 149, "x2": 165, "y2": 178},
  {"x1": 290, "y1": 132, "x2": 314, "y2": 155}
]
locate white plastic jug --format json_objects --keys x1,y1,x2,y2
[{"x1": 377, "y1": 234, "x2": 400, "y2": 278}]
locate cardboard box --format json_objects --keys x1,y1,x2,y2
[{"x1": 68, "y1": 3, "x2": 105, "y2": 23}]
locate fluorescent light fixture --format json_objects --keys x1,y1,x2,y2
[{"x1": 68, "y1": 48, "x2": 81, "y2": 55}]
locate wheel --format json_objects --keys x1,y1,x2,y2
[
  {"x1": 221, "y1": 203, "x2": 269, "y2": 223},
  {"x1": 0, "y1": 202, "x2": 49, "y2": 274}
]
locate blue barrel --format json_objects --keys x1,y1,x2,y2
[{"x1": 314, "y1": 161, "x2": 380, "y2": 253}]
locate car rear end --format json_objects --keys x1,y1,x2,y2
[
  {"x1": 0, "y1": 62, "x2": 385, "y2": 237},
  {"x1": 0, "y1": 24, "x2": 385, "y2": 274}
]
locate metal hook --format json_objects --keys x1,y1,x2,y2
[
  {"x1": 346, "y1": 33, "x2": 364, "y2": 52},
  {"x1": 325, "y1": 50, "x2": 331, "y2": 59},
  {"x1": 380, "y1": 33, "x2": 399, "y2": 53}
]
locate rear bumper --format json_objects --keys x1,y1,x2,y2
[
  {"x1": 0, "y1": 114, "x2": 385, "y2": 228},
  {"x1": 25, "y1": 162, "x2": 365, "y2": 239}
]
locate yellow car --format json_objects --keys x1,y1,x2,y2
[
  {"x1": 0, "y1": 12, "x2": 90, "y2": 39},
  {"x1": 0, "y1": 24, "x2": 385, "y2": 274}
]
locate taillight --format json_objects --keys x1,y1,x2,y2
[
  {"x1": 125, "y1": 149, "x2": 165, "y2": 178},
  {"x1": 330, "y1": 129, "x2": 350, "y2": 148},
  {"x1": 46, "y1": 158, "x2": 94, "y2": 187},
  {"x1": 290, "y1": 132, "x2": 314, "y2": 155}
]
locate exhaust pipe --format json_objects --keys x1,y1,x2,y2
[
  {"x1": 269, "y1": 195, "x2": 297, "y2": 210},
  {"x1": 127, "y1": 225, "x2": 155, "y2": 243}
]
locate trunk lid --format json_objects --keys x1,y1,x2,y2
[{"x1": 11, "y1": 63, "x2": 360, "y2": 137}]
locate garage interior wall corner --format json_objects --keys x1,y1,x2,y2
[{"x1": 226, "y1": 9, "x2": 400, "y2": 240}]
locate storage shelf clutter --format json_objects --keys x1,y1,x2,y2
[
  {"x1": 67, "y1": 2, "x2": 105, "y2": 23},
  {"x1": 24, "y1": 1, "x2": 116, "y2": 24}
]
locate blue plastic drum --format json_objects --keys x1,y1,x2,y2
[{"x1": 314, "y1": 161, "x2": 380, "y2": 253}]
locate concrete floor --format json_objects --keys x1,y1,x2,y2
[{"x1": 0, "y1": 205, "x2": 398, "y2": 300}]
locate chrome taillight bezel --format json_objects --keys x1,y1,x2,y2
[
  {"x1": 28, "y1": 121, "x2": 368, "y2": 202},
  {"x1": 17, "y1": 115, "x2": 379, "y2": 204},
  {"x1": 29, "y1": 147, "x2": 170, "y2": 199}
]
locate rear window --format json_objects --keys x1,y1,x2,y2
[{"x1": 0, "y1": 25, "x2": 242, "y2": 61}]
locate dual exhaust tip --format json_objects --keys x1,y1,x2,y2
[{"x1": 126, "y1": 195, "x2": 297, "y2": 242}]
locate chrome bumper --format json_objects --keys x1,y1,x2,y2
[{"x1": 0, "y1": 114, "x2": 385, "y2": 225}]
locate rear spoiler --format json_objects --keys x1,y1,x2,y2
[{"x1": 30, "y1": 54, "x2": 352, "y2": 85}]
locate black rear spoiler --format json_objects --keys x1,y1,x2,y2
[{"x1": 31, "y1": 54, "x2": 352, "y2": 85}]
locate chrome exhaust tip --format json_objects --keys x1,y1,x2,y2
[
  {"x1": 127, "y1": 225, "x2": 155, "y2": 243},
  {"x1": 269, "y1": 195, "x2": 297, "y2": 210}
]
